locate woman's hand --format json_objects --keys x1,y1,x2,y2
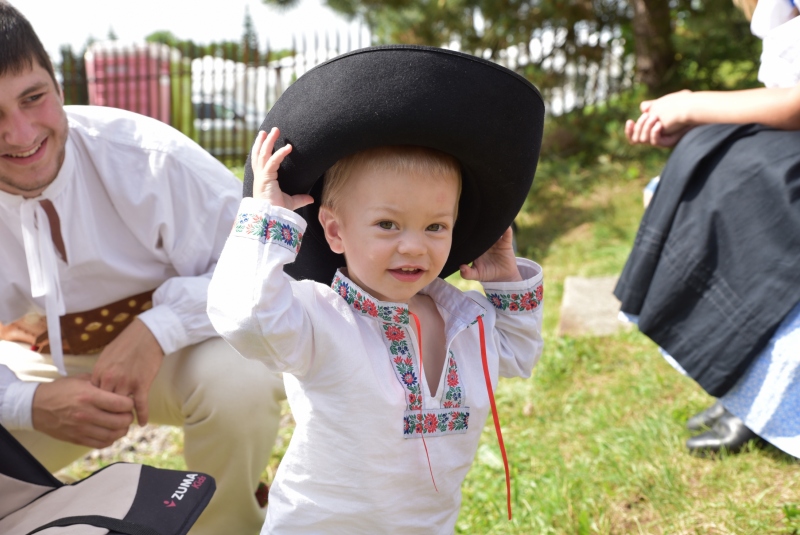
[{"x1": 625, "y1": 90, "x2": 696, "y2": 147}]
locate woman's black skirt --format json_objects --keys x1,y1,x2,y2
[{"x1": 614, "y1": 123, "x2": 800, "y2": 396}]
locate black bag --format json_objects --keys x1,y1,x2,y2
[{"x1": 0, "y1": 424, "x2": 215, "y2": 535}]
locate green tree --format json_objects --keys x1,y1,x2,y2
[
  {"x1": 242, "y1": 6, "x2": 261, "y2": 61},
  {"x1": 261, "y1": 0, "x2": 760, "y2": 96}
]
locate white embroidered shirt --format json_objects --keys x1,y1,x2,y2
[{"x1": 208, "y1": 198, "x2": 544, "y2": 534}]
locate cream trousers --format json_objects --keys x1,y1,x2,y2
[{"x1": 1, "y1": 338, "x2": 285, "y2": 535}]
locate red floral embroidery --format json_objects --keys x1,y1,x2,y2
[
  {"x1": 385, "y1": 325, "x2": 404, "y2": 341},
  {"x1": 423, "y1": 413, "x2": 439, "y2": 433},
  {"x1": 234, "y1": 213, "x2": 302, "y2": 253},
  {"x1": 446, "y1": 371, "x2": 459, "y2": 387},
  {"x1": 487, "y1": 281, "x2": 543, "y2": 313},
  {"x1": 363, "y1": 300, "x2": 378, "y2": 317},
  {"x1": 442, "y1": 352, "x2": 463, "y2": 408}
]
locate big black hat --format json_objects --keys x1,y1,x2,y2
[{"x1": 243, "y1": 44, "x2": 545, "y2": 284}]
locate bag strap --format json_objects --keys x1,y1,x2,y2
[
  {"x1": 0, "y1": 424, "x2": 62, "y2": 488},
  {"x1": 26, "y1": 515, "x2": 164, "y2": 535}
]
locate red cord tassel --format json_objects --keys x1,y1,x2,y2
[
  {"x1": 477, "y1": 315, "x2": 512, "y2": 520},
  {"x1": 410, "y1": 312, "x2": 438, "y2": 492}
]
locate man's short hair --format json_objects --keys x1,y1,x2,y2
[
  {"x1": 322, "y1": 145, "x2": 462, "y2": 217},
  {"x1": 0, "y1": 1, "x2": 58, "y2": 87}
]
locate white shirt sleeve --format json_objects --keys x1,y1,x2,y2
[
  {"x1": 0, "y1": 365, "x2": 38, "y2": 430},
  {"x1": 122, "y1": 146, "x2": 242, "y2": 356},
  {"x1": 478, "y1": 258, "x2": 545, "y2": 379},
  {"x1": 208, "y1": 198, "x2": 315, "y2": 375}
]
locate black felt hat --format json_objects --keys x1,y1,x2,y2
[{"x1": 243, "y1": 44, "x2": 545, "y2": 284}]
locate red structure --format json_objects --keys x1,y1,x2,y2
[{"x1": 84, "y1": 42, "x2": 173, "y2": 124}]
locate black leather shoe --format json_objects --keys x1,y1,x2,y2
[
  {"x1": 686, "y1": 411, "x2": 760, "y2": 454},
  {"x1": 686, "y1": 400, "x2": 727, "y2": 432}
]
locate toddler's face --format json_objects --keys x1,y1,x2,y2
[{"x1": 321, "y1": 168, "x2": 459, "y2": 303}]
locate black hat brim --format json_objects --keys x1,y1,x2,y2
[{"x1": 243, "y1": 45, "x2": 545, "y2": 284}]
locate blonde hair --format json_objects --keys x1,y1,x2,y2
[{"x1": 321, "y1": 145, "x2": 462, "y2": 216}]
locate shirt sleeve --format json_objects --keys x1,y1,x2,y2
[
  {"x1": 207, "y1": 198, "x2": 315, "y2": 376},
  {"x1": 478, "y1": 258, "x2": 545, "y2": 379},
  {"x1": 124, "y1": 146, "x2": 242, "y2": 356},
  {"x1": 0, "y1": 365, "x2": 38, "y2": 430}
]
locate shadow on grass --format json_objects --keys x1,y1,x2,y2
[{"x1": 514, "y1": 155, "x2": 667, "y2": 264}]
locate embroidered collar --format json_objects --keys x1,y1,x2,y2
[
  {"x1": 330, "y1": 269, "x2": 487, "y2": 331},
  {"x1": 331, "y1": 271, "x2": 409, "y2": 325}
]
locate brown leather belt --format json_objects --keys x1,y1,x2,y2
[{"x1": 0, "y1": 290, "x2": 155, "y2": 355}]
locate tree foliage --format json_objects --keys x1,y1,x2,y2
[
  {"x1": 262, "y1": 0, "x2": 761, "y2": 95},
  {"x1": 145, "y1": 10, "x2": 271, "y2": 63}
]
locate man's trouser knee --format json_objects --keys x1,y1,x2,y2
[{"x1": 1, "y1": 338, "x2": 286, "y2": 535}]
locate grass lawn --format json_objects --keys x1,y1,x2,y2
[{"x1": 63, "y1": 154, "x2": 800, "y2": 534}]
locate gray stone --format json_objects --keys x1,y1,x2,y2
[{"x1": 557, "y1": 275, "x2": 632, "y2": 337}]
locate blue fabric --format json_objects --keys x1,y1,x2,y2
[
  {"x1": 720, "y1": 302, "x2": 800, "y2": 457},
  {"x1": 623, "y1": 303, "x2": 800, "y2": 458}
]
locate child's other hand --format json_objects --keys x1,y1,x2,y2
[
  {"x1": 251, "y1": 127, "x2": 314, "y2": 210},
  {"x1": 459, "y1": 227, "x2": 522, "y2": 283}
]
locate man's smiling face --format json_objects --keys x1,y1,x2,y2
[{"x1": 0, "y1": 61, "x2": 68, "y2": 198}]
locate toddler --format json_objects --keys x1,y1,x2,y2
[{"x1": 208, "y1": 127, "x2": 544, "y2": 534}]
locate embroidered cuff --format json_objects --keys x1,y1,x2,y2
[
  {"x1": 233, "y1": 198, "x2": 305, "y2": 255},
  {"x1": 2, "y1": 380, "x2": 39, "y2": 430},
  {"x1": 483, "y1": 258, "x2": 544, "y2": 314}
]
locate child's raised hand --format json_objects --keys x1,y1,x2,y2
[
  {"x1": 459, "y1": 227, "x2": 522, "y2": 283},
  {"x1": 251, "y1": 127, "x2": 314, "y2": 210}
]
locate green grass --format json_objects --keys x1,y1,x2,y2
[{"x1": 64, "y1": 153, "x2": 800, "y2": 533}]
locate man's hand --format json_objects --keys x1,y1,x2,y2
[
  {"x1": 32, "y1": 375, "x2": 135, "y2": 448},
  {"x1": 459, "y1": 227, "x2": 522, "y2": 283},
  {"x1": 251, "y1": 127, "x2": 314, "y2": 210},
  {"x1": 91, "y1": 318, "x2": 164, "y2": 426}
]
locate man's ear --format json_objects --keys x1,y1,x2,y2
[{"x1": 318, "y1": 206, "x2": 344, "y2": 254}]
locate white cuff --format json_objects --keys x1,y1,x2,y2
[
  {"x1": 138, "y1": 304, "x2": 187, "y2": 356},
  {"x1": 2, "y1": 381, "x2": 39, "y2": 430}
]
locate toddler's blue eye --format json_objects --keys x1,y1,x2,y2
[
  {"x1": 378, "y1": 221, "x2": 394, "y2": 230},
  {"x1": 427, "y1": 224, "x2": 442, "y2": 231}
]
